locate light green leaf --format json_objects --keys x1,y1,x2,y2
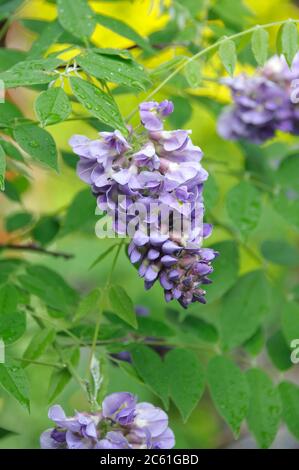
[
  {"x1": 48, "y1": 349, "x2": 79, "y2": 403},
  {"x1": 57, "y1": 0, "x2": 96, "y2": 40},
  {"x1": 74, "y1": 289, "x2": 102, "y2": 321},
  {"x1": 131, "y1": 345, "x2": 168, "y2": 407},
  {"x1": 246, "y1": 368, "x2": 282, "y2": 448},
  {"x1": 251, "y1": 27, "x2": 269, "y2": 65},
  {"x1": 35, "y1": 87, "x2": 71, "y2": 126},
  {"x1": 23, "y1": 329, "x2": 56, "y2": 366},
  {"x1": 226, "y1": 181, "x2": 262, "y2": 238},
  {"x1": 282, "y1": 301, "x2": 299, "y2": 344},
  {"x1": 219, "y1": 39, "x2": 237, "y2": 75},
  {"x1": 70, "y1": 77, "x2": 126, "y2": 134},
  {"x1": 281, "y1": 21, "x2": 298, "y2": 66},
  {"x1": 108, "y1": 285, "x2": 137, "y2": 328},
  {"x1": 28, "y1": 20, "x2": 63, "y2": 59},
  {"x1": 220, "y1": 271, "x2": 269, "y2": 350},
  {"x1": 165, "y1": 349, "x2": 205, "y2": 422},
  {"x1": 13, "y1": 124, "x2": 58, "y2": 171},
  {"x1": 184, "y1": 60, "x2": 200, "y2": 87},
  {"x1": 275, "y1": 153, "x2": 299, "y2": 191},
  {"x1": 208, "y1": 355, "x2": 249, "y2": 437},
  {"x1": 77, "y1": 51, "x2": 151, "y2": 91},
  {"x1": 0, "y1": 58, "x2": 62, "y2": 88},
  {"x1": 0, "y1": 144, "x2": 5, "y2": 191},
  {"x1": 279, "y1": 381, "x2": 299, "y2": 440},
  {"x1": 0, "y1": 360, "x2": 30, "y2": 411},
  {"x1": 206, "y1": 241, "x2": 239, "y2": 303}
]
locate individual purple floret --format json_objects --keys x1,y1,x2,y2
[
  {"x1": 70, "y1": 99, "x2": 216, "y2": 307},
  {"x1": 40, "y1": 392, "x2": 175, "y2": 449},
  {"x1": 218, "y1": 54, "x2": 299, "y2": 144}
]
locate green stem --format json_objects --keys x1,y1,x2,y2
[{"x1": 126, "y1": 18, "x2": 299, "y2": 122}]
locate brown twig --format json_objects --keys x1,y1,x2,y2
[{"x1": 0, "y1": 243, "x2": 74, "y2": 260}]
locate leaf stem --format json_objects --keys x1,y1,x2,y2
[{"x1": 0, "y1": 243, "x2": 74, "y2": 260}]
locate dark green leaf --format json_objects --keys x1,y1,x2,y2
[
  {"x1": 243, "y1": 328, "x2": 264, "y2": 356},
  {"x1": 5, "y1": 212, "x2": 33, "y2": 232},
  {"x1": 60, "y1": 188, "x2": 96, "y2": 237},
  {"x1": 246, "y1": 368, "x2": 282, "y2": 448},
  {"x1": 266, "y1": 331, "x2": 293, "y2": 371},
  {"x1": 70, "y1": 76, "x2": 126, "y2": 134},
  {"x1": 137, "y1": 317, "x2": 175, "y2": 338},
  {"x1": 0, "y1": 48, "x2": 26, "y2": 73},
  {"x1": 251, "y1": 27, "x2": 269, "y2": 65},
  {"x1": 35, "y1": 87, "x2": 71, "y2": 126},
  {"x1": 108, "y1": 285, "x2": 137, "y2": 328},
  {"x1": 32, "y1": 216, "x2": 60, "y2": 245},
  {"x1": 204, "y1": 173, "x2": 219, "y2": 211},
  {"x1": 181, "y1": 316, "x2": 219, "y2": 343},
  {"x1": 279, "y1": 381, "x2": 299, "y2": 440},
  {"x1": 0, "y1": 360, "x2": 30, "y2": 411},
  {"x1": 168, "y1": 96, "x2": 192, "y2": 128},
  {"x1": 0, "y1": 140, "x2": 24, "y2": 163},
  {"x1": 13, "y1": 124, "x2": 58, "y2": 171},
  {"x1": 165, "y1": 349, "x2": 205, "y2": 421},
  {"x1": 261, "y1": 239, "x2": 299, "y2": 266},
  {"x1": 57, "y1": 0, "x2": 96, "y2": 39},
  {"x1": 282, "y1": 301, "x2": 299, "y2": 344},
  {"x1": 206, "y1": 241, "x2": 239, "y2": 302},
  {"x1": 0, "y1": 143, "x2": 5, "y2": 190},
  {"x1": 227, "y1": 181, "x2": 262, "y2": 238},
  {"x1": 0, "y1": 426, "x2": 17, "y2": 439}
]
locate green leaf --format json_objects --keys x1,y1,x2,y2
[
  {"x1": 281, "y1": 21, "x2": 298, "y2": 66},
  {"x1": 0, "y1": 360, "x2": 30, "y2": 411},
  {"x1": 219, "y1": 39, "x2": 237, "y2": 75},
  {"x1": 0, "y1": 101, "x2": 22, "y2": 127},
  {"x1": 0, "y1": 48, "x2": 26, "y2": 72},
  {"x1": 251, "y1": 27, "x2": 269, "y2": 65},
  {"x1": 206, "y1": 241, "x2": 239, "y2": 302},
  {"x1": 0, "y1": 58, "x2": 62, "y2": 88},
  {"x1": 89, "y1": 244, "x2": 118, "y2": 270},
  {"x1": 243, "y1": 328, "x2": 264, "y2": 356},
  {"x1": 273, "y1": 191, "x2": 299, "y2": 229},
  {"x1": 0, "y1": 143, "x2": 5, "y2": 190},
  {"x1": 96, "y1": 13, "x2": 152, "y2": 53},
  {"x1": 19, "y1": 265, "x2": 78, "y2": 314},
  {"x1": 28, "y1": 20, "x2": 64, "y2": 59},
  {"x1": 204, "y1": 173, "x2": 219, "y2": 211},
  {"x1": 131, "y1": 345, "x2": 168, "y2": 407},
  {"x1": 23, "y1": 328, "x2": 56, "y2": 366},
  {"x1": 0, "y1": 426, "x2": 17, "y2": 439},
  {"x1": 57, "y1": 0, "x2": 96, "y2": 39},
  {"x1": 266, "y1": 331, "x2": 293, "y2": 371},
  {"x1": 13, "y1": 124, "x2": 58, "y2": 171},
  {"x1": 60, "y1": 188, "x2": 96, "y2": 237},
  {"x1": 282, "y1": 301, "x2": 299, "y2": 344},
  {"x1": 220, "y1": 271, "x2": 269, "y2": 350},
  {"x1": 48, "y1": 349, "x2": 79, "y2": 403},
  {"x1": 32, "y1": 216, "x2": 60, "y2": 246},
  {"x1": 208, "y1": 355, "x2": 249, "y2": 437},
  {"x1": 0, "y1": 0, "x2": 23, "y2": 20},
  {"x1": 0, "y1": 140, "x2": 24, "y2": 163},
  {"x1": 165, "y1": 349, "x2": 205, "y2": 421},
  {"x1": 180, "y1": 316, "x2": 219, "y2": 343},
  {"x1": 278, "y1": 381, "x2": 299, "y2": 440},
  {"x1": 261, "y1": 239, "x2": 299, "y2": 266},
  {"x1": 184, "y1": 60, "x2": 200, "y2": 87},
  {"x1": 246, "y1": 368, "x2": 282, "y2": 448},
  {"x1": 76, "y1": 51, "x2": 151, "y2": 91},
  {"x1": 74, "y1": 289, "x2": 102, "y2": 321},
  {"x1": 35, "y1": 87, "x2": 71, "y2": 126},
  {"x1": 0, "y1": 284, "x2": 26, "y2": 344},
  {"x1": 168, "y1": 96, "x2": 192, "y2": 128},
  {"x1": 226, "y1": 181, "x2": 262, "y2": 238},
  {"x1": 108, "y1": 285, "x2": 137, "y2": 328},
  {"x1": 275, "y1": 153, "x2": 299, "y2": 191},
  {"x1": 5, "y1": 212, "x2": 33, "y2": 232},
  {"x1": 0, "y1": 260, "x2": 23, "y2": 287},
  {"x1": 70, "y1": 76, "x2": 126, "y2": 134},
  {"x1": 137, "y1": 317, "x2": 175, "y2": 338}
]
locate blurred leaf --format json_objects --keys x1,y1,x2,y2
[
  {"x1": 204, "y1": 173, "x2": 219, "y2": 211},
  {"x1": 220, "y1": 271, "x2": 269, "y2": 350},
  {"x1": 243, "y1": 328, "x2": 264, "y2": 356},
  {"x1": 108, "y1": 285, "x2": 137, "y2": 328},
  {"x1": 137, "y1": 317, "x2": 175, "y2": 338},
  {"x1": 70, "y1": 77, "x2": 127, "y2": 134},
  {"x1": 117, "y1": 361, "x2": 144, "y2": 385},
  {"x1": 208, "y1": 356, "x2": 249, "y2": 437},
  {"x1": 74, "y1": 288, "x2": 102, "y2": 321},
  {"x1": 35, "y1": 88, "x2": 71, "y2": 126},
  {"x1": 0, "y1": 0, "x2": 22, "y2": 20},
  {"x1": 273, "y1": 191, "x2": 299, "y2": 229},
  {"x1": 206, "y1": 241, "x2": 239, "y2": 303},
  {"x1": 28, "y1": 20, "x2": 64, "y2": 59},
  {"x1": 48, "y1": 349, "x2": 79, "y2": 403},
  {"x1": 0, "y1": 48, "x2": 26, "y2": 72},
  {"x1": 266, "y1": 331, "x2": 293, "y2": 371},
  {"x1": 13, "y1": 124, "x2": 58, "y2": 171},
  {"x1": 261, "y1": 239, "x2": 299, "y2": 266},
  {"x1": 5, "y1": 212, "x2": 33, "y2": 232},
  {"x1": 131, "y1": 345, "x2": 168, "y2": 407},
  {"x1": 282, "y1": 301, "x2": 299, "y2": 345},
  {"x1": 181, "y1": 316, "x2": 219, "y2": 343},
  {"x1": 0, "y1": 360, "x2": 30, "y2": 412},
  {"x1": 168, "y1": 96, "x2": 192, "y2": 128},
  {"x1": 279, "y1": 381, "x2": 299, "y2": 440},
  {"x1": 89, "y1": 244, "x2": 118, "y2": 270},
  {"x1": 32, "y1": 216, "x2": 60, "y2": 246},
  {"x1": 246, "y1": 368, "x2": 282, "y2": 449},
  {"x1": 0, "y1": 140, "x2": 24, "y2": 163},
  {"x1": 0, "y1": 427, "x2": 17, "y2": 439},
  {"x1": 60, "y1": 188, "x2": 96, "y2": 237},
  {"x1": 226, "y1": 181, "x2": 262, "y2": 238},
  {"x1": 95, "y1": 13, "x2": 152, "y2": 53},
  {"x1": 23, "y1": 329, "x2": 56, "y2": 366},
  {"x1": 0, "y1": 144, "x2": 5, "y2": 190},
  {"x1": 165, "y1": 349, "x2": 205, "y2": 422},
  {"x1": 280, "y1": 21, "x2": 298, "y2": 66},
  {"x1": 219, "y1": 39, "x2": 236, "y2": 76},
  {"x1": 184, "y1": 60, "x2": 200, "y2": 87},
  {"x1": 251, "y1": 27, "x2": 269, "y2": 65},
  {"x1": 57, "y1": 0, "x2": 96, "y2": 39},
  {"x1": 3, "y1": 180, "x2": 21, "y2": 202},
  {"x1": 0, "y1": 260, "x2": 23, "y2": 286},
  {"x1": 77, "y1": 51, "x2": 151, "y2": 91},
  {"x1": 0, "y1": 102, "x2": 22, "y2": 127},
  {"x1": 211, "y1": 0, "x2": 252, "y2": 30},
  {"x1": 0, "y1": 284, "x2": 26, "y2": 344},
  {"x1": 0, "y1": 58, "x2": 62, "y2": 88},
  {"x1": 275, "y1": 153, "x2": 299, "y2": 191},
  {"x1": 19, "y1": 265, "x2": 78, "y2": 314},
  {"x1": 61, "y1": 151, "x2": 78, "y2": 169}
]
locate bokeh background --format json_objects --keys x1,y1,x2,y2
[{"x1": 0, "y1": 0, "x2": 299, "y2": 449}]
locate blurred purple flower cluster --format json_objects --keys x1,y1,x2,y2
[
  {"x1": 40, "y1": 392, "x2": 175, "y2": 449},
  {"x1": 70, "y1": 100, "x2": 217, "y2": 307},
  {"x1": 218, "y1": 54, "x2": 299, "y2": 143}
]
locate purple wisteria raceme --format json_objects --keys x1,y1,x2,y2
[
  {"x1": 70, "y1": 99, "x2": 217, "y2": 307},
  {"x1": 40, "y1": 392, "x2": 175, "y2": 449},
  {"x1": 218, "y1": 54, "x2": 299, "y2": 144}
]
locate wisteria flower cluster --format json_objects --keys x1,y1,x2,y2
[
  {"x1": 40, "y1": 392, "x2": 175, "y2": 449},
  {"x1": 70, "y1": 100, "x2": 217, "y2": 308},
  {"x1": 218, "y1": 54, "x2": 299, "y2": 143}
]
